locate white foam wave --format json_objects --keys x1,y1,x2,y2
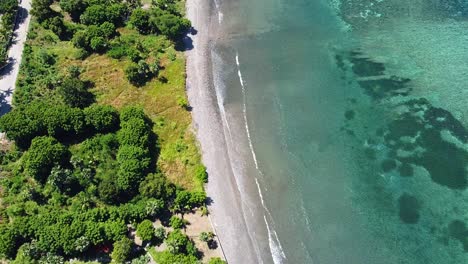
[
  {"x1": 213, "y1": 0, "x2": 224, "y2": 24},
  {"x1": 236, "y1": 53, "x2": 260, "y2": 171},
  {"x1": 264, "y1": 215, "x2": 287, "y2": 264},
  {"x1": 211, "y1": 50, "x2": 264, "y2": 263},
  {"x1": 236, "y1": 52, "x2": 287, "y2": 264}
]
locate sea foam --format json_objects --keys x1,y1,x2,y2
[{"x1": 236, "y1": 52, "x2": 287, "y2": 264}]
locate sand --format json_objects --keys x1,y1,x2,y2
[{"x1": 185, "y1": 0, "x2": 261, "y2": 263}]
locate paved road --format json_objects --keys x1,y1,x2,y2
[{"x1": 0, "y1": 0, "x2": 33, "y2": 116}]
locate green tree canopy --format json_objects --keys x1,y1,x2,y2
[
  {"x1": 57, "y1": 77, "x2": 94, "y2": 108},
  {"x1": 139, "y1": 173, "x2": 175, "y2": 200},
  {"x1": 129, "y1": 9, "x2": 152, "y2": 34},
  {"x1": 136, "y1": 219, "x2": 154, "y2": 242},
  {"x1": 59, "y1": 0, "x2": 87, "y2": 21},
  {"x1": 83, "y1": 104, "x2": 120, "y2": 133},
  {"x1": 151, "y1": 9, "x2": 191, "y2": 39},
  {"x1": 23, "y1": 136, "x2": 69, "y2": 183},
  {"x1": 111, "y1": 237, "x2": 133, "y2": 263},
  {"x1": 165, "y1": 230, "x2": 197, "y2": 256},
  {"x1": 31, "y1": 0, "x2": 55, "y2": 23}
]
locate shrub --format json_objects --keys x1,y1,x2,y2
[
  {"x1": 151, "y1": 9, "x2": 191, "y2": 39},
  {"x1": 154, "y1": 227, "x2": 166, "y2": 242},
  {"x1": 98, "y1": 178, "x2": 120, "y2": 204},
  {"x1": 177, "y1": 96, "x2": 189, "y2": 109},
  {"x1": 0, "y1": 226, "x2": 17, "y2": 259},
  {"x1": 209, "y1": 257, "x2": 227, "y2": 264},
  {"x1": 57, "y1": 77, "x2": 94, "y2": 108},
  {"x1": 80, "y1": 4, "x2": 125, "y2": 26},
  {"x1": 139, "y1": 173, "x2": 175, "y2": 200},
  {"x1": 169, "y1": 216, "x2": 186, "y2": 229},
  {"x1": 154, "y1": 251, "x2": 198, "y2": 264},
  {"x1": 199, "y1": 231, "x2": 214, "y2": 242},
  {"x1": 174, "y1": 191, "x2": 206, "y2": 212},
  {"x1": 23, "y1": 136, "x2": 69, "y2": 183},
  {"x1": 107, "y1": 45, "x2": 127, "y2": 59},
  {"x1": 120, "y1": 106, "x2": 147, "y2": 123},
  {"x1": 131, "y1": 255, "x2": 150, "y2": 264},
  {"x1": 129, "y1": 8, "x2": 151, "y2": 34},
  {"x1": 117, "y1": 118, "x2": 151, "y2": 148},
  {"x1": 99, "y1": 22, "x2": 116, "y2": 38},
  {"x1": 59, "y1": 0, "x2": 87, "y2": 21},
  {"x1": 194, "y1": 164, "x2": 208, "y2": 183},
  {"x1": 42, "y1": 17, "x2": 68, "y2": 40},
  {"x1": 136, "y1": 220, "x2": 154, "y2": 242},
  {"x1": 31, "y1": 0, "x2": 55, "y2": 23},
  {"x1": 83, "y1": 104, "x2": 120, "y2": 133},
  {"x1": 165, "y1": 230, "x2": 197, "y2": 256},
  {"x1": 111, "y1": 237, "x2": 133, "y2": 263},
  {"x1": 90, "y1": 36, "x2": 107, "y2": 52}
]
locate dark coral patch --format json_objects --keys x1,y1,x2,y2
[
  {"x1": 381, "y1": 159, "x2": 397, "y2": 172},
  {"x1": 398, "y1": 163, "x2": 413, "y2": 177},
  {"x1": 448, "y1": 220, "x2": 468, "y2": 251},
  {"x1": 398, "y1": 194, "x2": 421, "y2": 224},
  {"x1": 350, "y1": 52, "x2": 386, "y2": 77},
  {"x1": 345, "y1": 110, "x2": 355, "y2": 120}
]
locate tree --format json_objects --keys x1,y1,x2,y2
[
  {"x1": 80, "y1": 4, "x2": 125, "y2": 26},
  {"x1": 145, "y1": 199, "x2": 164, "y2": 217},
  {"x1": 99, "y1": 22, "x2": 116, "y2": 38},
  {"x1": 129, "y1": 9, "x2": 152, "y2": 34},
  {"x1": 80, "y1": 5, "x2": 107, "y2": 25},
  {"x1": 120, "y1": 106, "x2": 147, "y2": 123},
  {"x1": 104, "y1": 221, "x2": 127, "y2": 241},
  {"x1": 169, "y1": 216, "x2": 186, "y2": 229},
  {"x1": 31, "y1": 0, "x2": 55, "y2": 23},
  {"x1": 116, "y1": 145, "x2": 150, "y2": 191},
  {"x1": 173, "y1": 191, "x2": 206, "y2": 212},
  {"x1": 24, "y1": 136, "x2": 69, "y2": 183},
  {"x1": 83, "y1": 104, "x2": 120, "y2": 133},
  {"x1": 42, "y1": 16, "x2": 67, "y2": 40},
  {"x1": 42, "y1": 106, "x2": 86, "y2": 137},
  {"x1": 72, "y1": 30, "x2": 88, "y2": 49},
  {"x1": 98, "y1": 178, "x2": 120, "y2": 204},
  {"x1": 90, "y1": 36, "x2": 107, "y2": 52},
  {"x1": 139, "y1": 173, "x2": 175, "y2": 199},
  {"x1": 154, "y1": 251, "x2": 198, "y2": 264},
  {"x1": 111, "y1": 237, "x2": 133, "y2": 263},
  {"x1": 136, "y1": 220, "x2": 154, "y2": 242},
  {"x1": 0, "y1": 226, "x2": 17, "y2": 259},
  {"x1": 124, "y1": 60, "x2": 156, "y2": 86},
  {"x1": 151, "y1": 9, "x2": 191, "y2": 39},
  {"x1": 117, "y1": 118, "x2": 151, "y2": 148},
  {"x1": 57, "y1": 77, "x2": 94, "y2": 108},
  {"x1": 165, "y1": 230, "x2": 196, "y2": 256},
  {"x1": 59, "y1": 0, "x2": 87, "y2": 21},
  {"x1": 0, "y1": 104, "x2": 45, "y2": 148}
]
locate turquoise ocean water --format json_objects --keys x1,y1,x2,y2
[{"x1": 210, "y1": 0, "x2": 468, "y2": 263}]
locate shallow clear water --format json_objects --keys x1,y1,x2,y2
[{"x1": 212, "y1": 0, "x2": 468, "y2": 263}]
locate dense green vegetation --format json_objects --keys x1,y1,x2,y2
[
  {"x1": 0, "y1": 0, "x2": 18, "y2": 66},
  {"x1": 0, "y1": 0, "x2": 225, "y2": 263}
]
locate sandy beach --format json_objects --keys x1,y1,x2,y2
[{"x1": 185, "y1": 0, "x2": 262, "y2": 263}]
